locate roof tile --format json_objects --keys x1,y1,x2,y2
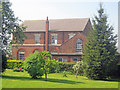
[{"x1": 23, "y1": 18, "x2": 89, "y2": 32}]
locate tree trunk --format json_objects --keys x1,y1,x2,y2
[
  {"x1": 32, "y1": 76, "x2": 37, "y2": 79},
  {"x1": 45, "y1": 71, "x2": 47, "y2": 81},
  {"x1": 76, "y1": 71, "x2": 78, "y2": 78}
]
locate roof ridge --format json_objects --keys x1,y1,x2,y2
[
  {"x1": 24, "y1": 20, "x2": 45, "y2": 21},
  {"x1": 49, "y1": 18, "x2": 90, "y2": 20},
  {"x1": 24, "y1": 18, "x2": 90, "y2": 21}
]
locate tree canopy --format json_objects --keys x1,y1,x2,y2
[
  {"x1": 0, "y1": 1, "x2": 27, "y2": 73},
  {"x1": 1, "y1": 1, "x2": 27, "y2": 51},
  {"x1": 24, "y1": 51, "x2": 59, "y2": 80},
  {"x1": 83, "y1": 3, "x2": 118, "y2": 79}
]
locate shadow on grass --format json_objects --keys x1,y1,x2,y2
[
  {"x1": 101, "y1": 79, "x2": 120, "y2": 82},
  {"x1": 92, "y1": 78, "x2": 120, "y2": 82},
  {"x1": 2, "y1": 75, "x2": 84, "y2": 84}
]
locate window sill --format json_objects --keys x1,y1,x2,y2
[
  {"x1": 49, "y1": 44, "x2": 61, "y2": 46},
  {"x1": 35, "y1": 43, "x2": 40, "y2": 45},
  {"x1": 76, "y1": 49, "x2": 82, "y2": 52}
]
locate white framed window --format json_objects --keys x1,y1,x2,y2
[
  {"x1": 58, "y1": 57, "x2": 67, "y2": 62},
  {"x1": 34, "y1": 34, "x2": 40, "y2": 44},
  {"x1": 69, "y1": 33, "x2": 75, "y2": 39},
  {"x1": 76, "y1": 39, "x2": 83, "y2": 52},
  {"x1": 51, "y1": 34, "x2": 57, "y2": 45},
  {"x1": 58, "y1": 57, "x2": 63, "y2": 62},
  {"x1": 63, "y1": 58, "x2": 67, "y2": 62},
  {"x1": 73, "y1": 58, "x2": 78, "y2": 62},
  {"x1": 19, "y1": 54, "x2": 24, "y2": 61},
  {"x1": 17, "y1": 49, "x2": 25, "y2": 61}
]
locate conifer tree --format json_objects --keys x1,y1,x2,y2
[
  {"x1": 0, "y1": 1, "x2": 26, "y2": 73},
  {"x1": 1, "y1": 1, "x2": 27, "y2": 51},
  {"x1": 83, "y1": 3, "x2": 118, "y2": 79}
]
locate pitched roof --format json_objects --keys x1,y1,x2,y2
[{"x1": 23, "y1": 18, "x2": 90, "y2": 32}]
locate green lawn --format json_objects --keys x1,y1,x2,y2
[{"x1": 2, "y1": 69, "x2": 119, "y2": 88}]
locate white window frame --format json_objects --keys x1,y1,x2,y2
[
  {"x1": 58, "y1": 57, "x2": 63, "y2": 62},
  {"x1": 63, "y1": 58, "x2": 68, "y2": 62},
  {"x1": 18, "y1": 51, "x2": 25, "y2": 61},
  {"x1": 76, "y1": 39, "x2": 83, "y2": 52},
  {"x1": 58, "y1": 57, "x2": 67, "y2": 62},
  {"x1": 34, "y1": 34, "x2": 40, "y2": 44},
  {"x1": 19, "y1": 54, "x2": 24, "y2": 61},
  {"x1": 51, "y1": 34, "x2": 57, "y2": 45},
  {"x1": 69, "y1": 33, "x2": 75, "y2": 39}
]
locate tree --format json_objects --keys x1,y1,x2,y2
[
  {"x1": 0, "y1": 1, "x2": 27, "y2": 72},
  {"x1": 24, "y1": 51, "x2": 44, "y2": 79},
  {"x1": 83, "y1": 3, "x2": 118, "y2": 79},
  {"x1": 73, "y1": 61, "x2": 83, "y2": 78},
  {"x1": 24, "y1": 51, "x2": 58, "y2": 80},
  {"x1": 2, "y1": 50, "x2": 7, "y2": 73},
  {"x1": 43, "y1": 56, "x2": 59, "y2": 80},
  {"x1": 2, "y1": 1, "x2": 26, "y2": 48}
]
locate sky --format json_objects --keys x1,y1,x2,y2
[{"x1": 10, "y1": 0, "x2": 119, "y2": 45}]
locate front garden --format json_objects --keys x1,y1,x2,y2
[
  {"x1": 2, "y1": 69, "x2": 119, "y2": 88},
  {"x1": 2, "y1": 50, "x2": 120, "y2": 88}
]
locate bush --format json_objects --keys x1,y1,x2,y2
[
  {"x1": 58, "y1": 62, "x2": 75, "y2": 72},
  {"x1": 47, "y1": 60, "x2": 60, "y2": 73},
  {"x1": 48, "y1": 63, "x2": 57, "y2": 73},
  {"x1": 24, "y1": 51, "x2": 59, "y2": 80},
  {"x1": 7, "y1": 60, "x2": 23, "y2": 69},
  {"x1": 24, "y1": 51, "x2": 44, "y2": 79},
  {"x1": 73, "y1": 61, "x2": 84, "y2": 78},
  {"x1": 13, "y1": 67, "x2": 24, "y2": 72},
  {"x1": 63, "y1": 71, "x2": 67, "y2": 77}
]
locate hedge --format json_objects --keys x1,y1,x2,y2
[
  {"x1": 7, "y1": 60, "x2": 23, "y2": 69},
  {"x1": 6, "y1": 60, "x2": 75, "y2": 72},
  {"x1": 58, "y1": 62, "x2": 84, "y2": 76},
  {"x1": 46, "y1": 62, "x2": 75, "y2": 73},
  {"x1": 58, "y1": 62, "x2": 75, "y2": 71}
]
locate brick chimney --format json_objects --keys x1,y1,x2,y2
[{"x1": 45, "y1": 16, "x2": 49, "y2": 51}]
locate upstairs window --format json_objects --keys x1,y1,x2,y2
[
  {"x1": 69, "y1": 33, "x2": 75, "y2": 39},
  {"x1": 76, "y1": 39, "x2": 83, "y2": 52},
  {"x1": 35, "y1": 34, "x2": 40, "y2": 44},
  {"x1": 51, "y1": 34, "x2": 57, "y2": 45}
]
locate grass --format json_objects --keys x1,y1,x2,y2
[{"x1": 2, "y1": 69, "x2": 119, "y2": 88}]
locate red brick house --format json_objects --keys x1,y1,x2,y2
[{"x1": 12, "y1": 17, "x2": 91, "y2": 62}]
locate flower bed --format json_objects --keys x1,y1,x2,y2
[{"x1": 13, "y1": 67, "x2": 24, "y2": 72}]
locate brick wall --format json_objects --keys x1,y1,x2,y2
[
  {"x1": 24, "y1": 32, "x2": 45, "y2": 44},
  {"x1": 59, "y1": 33, "x2": 86, "y2": 53},
  {"x1": 12, "y1": 46, "x2": 44, "y2": 60},
  {"x1": 12, "y1": 31, "x2": 87, "y2": 60}
]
